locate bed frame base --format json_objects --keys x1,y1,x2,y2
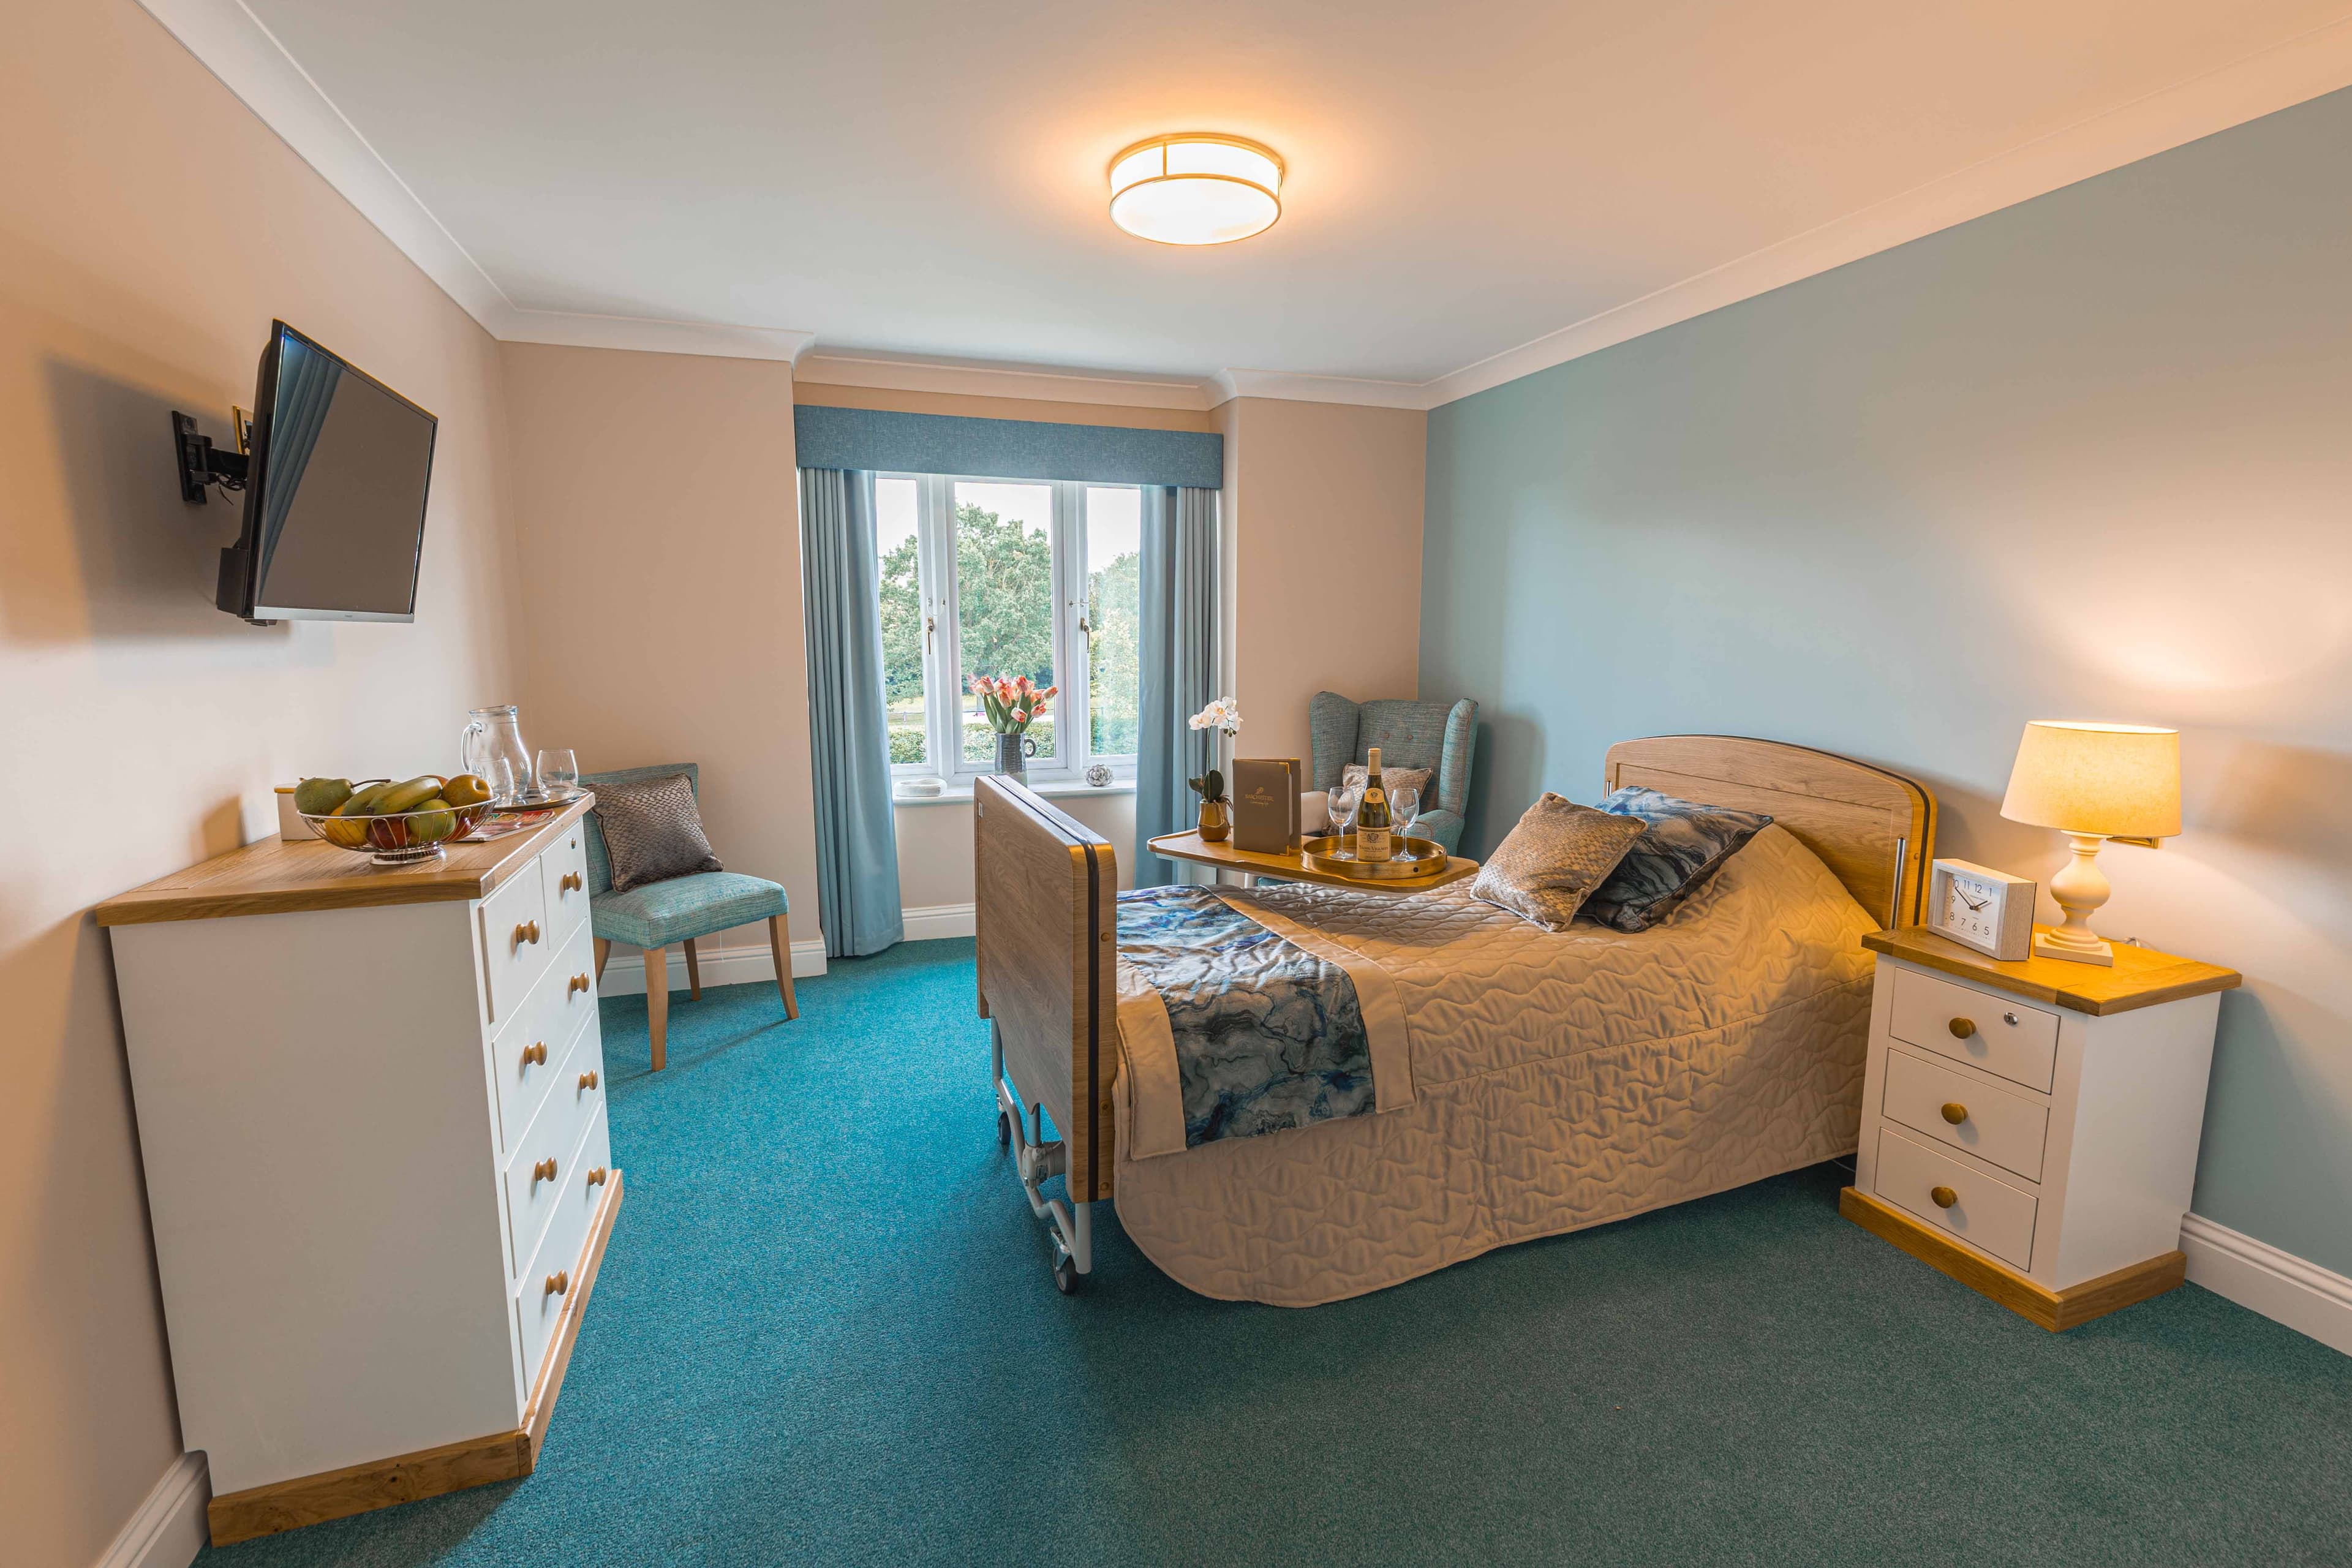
[{"x1": 993, "y1": 1021, "x2": 1093, "y2": 1294}]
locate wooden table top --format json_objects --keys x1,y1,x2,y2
[
  {"x1": 96, "y1": 796, "x2": 597, "y2": 926},
  {"x1": 1147, "y1": 831, "x2": 1479, "y2": 894},
  {"x1": 1862, "y1": 924, "x2": 2241, "y2": 1017}
]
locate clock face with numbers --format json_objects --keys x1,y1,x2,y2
[{"x1": 1927, "y1": 858, "x2": 2035, "y2": 961}]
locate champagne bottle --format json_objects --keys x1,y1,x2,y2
[{"x1": 1356, "y1": 747, "x2": 1392, "y2": 862}]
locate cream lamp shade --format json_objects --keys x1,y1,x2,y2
[
  {"x1": 1999, "y1": 721, "x2": 2181, "y2": 839},
  {"x1": 1108, "y1": 134, "x2": 1283, "y2": 246}
]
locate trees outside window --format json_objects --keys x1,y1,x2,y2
[{"x1": 872, "y1": 473, "x2": 1140, "y2": 785}]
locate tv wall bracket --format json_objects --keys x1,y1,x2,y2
[{"x1": 173, "y1": 409, "x2": 251, "y2": 503}]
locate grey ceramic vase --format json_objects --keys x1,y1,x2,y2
[{"x1": 993, "y1": 731, "x2": 1038, "y2": 782}]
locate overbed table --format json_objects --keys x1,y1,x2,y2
[{"x1": 1146, "y1": 831, "x2": 1479, "y2": 893}]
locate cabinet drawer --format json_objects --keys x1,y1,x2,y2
[
  {"x1": 541, "y1": 826, "x2": 592, "y2": 950},
  {"x1": 481, "y1": 861, "x2": 552, "y2": 1026},
  {"x1": 488, "y1": 921, "x2": 599, "y2": 1155},
  {"x1": 517, "y1": 1102, "x2": 612, "y2": 1392},
  {"x1": 502, "y1": 1021, "x2": 606, "y2": 1276},
  {"x1": 1883, "y1": 1047, "x2": 2050, "y2": 1182},
  {"x1": 1888, "y1": 965, "x2": 2059, "y2": 1092},
  {"x1": 1874, "y1": 1126, "x2": 2038, "y2": 1270}
]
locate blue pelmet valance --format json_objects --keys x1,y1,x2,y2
[{"x1": 793, "y1": 404, "x2": 1223, "y2": 491}]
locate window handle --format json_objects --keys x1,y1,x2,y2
[
  {"x1": 1077, "y1": 616, "x2": 1093, "y2": 640},
  {"x1": 925, "y1": 614, "x2": 935, "y2": 652}
]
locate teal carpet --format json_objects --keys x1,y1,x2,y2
[{"x1": 203, "y1": 939, "x2": 2351, "y2": 1567}]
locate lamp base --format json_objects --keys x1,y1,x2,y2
[{"x1": 2034, "y1": 929, "x2": 2115, "y2": 967}]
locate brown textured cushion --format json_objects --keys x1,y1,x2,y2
[
  {"x1": 1340, "y1": 762, "x2": 1434, "y2": 811},
  {"x1": 594, "y1": 773, "x2": 723, "y2": 892},
  {"x1": 1471, "y1": 793, "x2": 1648, "y2": 932}
]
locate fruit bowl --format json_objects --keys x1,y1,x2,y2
[
  {"x1": 295, "y1": 774, "x2": 499, "y2": 866},
  {"x1": 303, "y1": 799, "x2": 495, "y2": 865}
]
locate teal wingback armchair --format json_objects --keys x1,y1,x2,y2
[
  {"x1": 1308, "y1": 692, "x2": 1480, "y2": 854},
  {"x1": 582, "y1": 763, "x2": 797, "y2": 1071}
]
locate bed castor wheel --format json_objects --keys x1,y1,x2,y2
[
  {"x1": 1052, "y1": 1250, "x2": 1081, "y2": 1295},
  {"x1": 997, "y1": 1109, "x2": 1011, "y2": 1148}
]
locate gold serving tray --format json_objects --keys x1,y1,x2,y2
[{"x1": 1300, "y1": 834, "x2": 1452, "y2": 883}]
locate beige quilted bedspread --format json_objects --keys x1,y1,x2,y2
[{"x1": 1109, "y1": 825, "x2": 1878, "y2": 1306}]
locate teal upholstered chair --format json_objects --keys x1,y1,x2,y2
[
  {"x1": 1308, "y1": 692, "x2": 1480, "y2": 854},
  {"x1": 582, "y1": 763, "x2": 797, "y2": 1071}
]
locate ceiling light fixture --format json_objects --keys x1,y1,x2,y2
[{"x1": 1107, "y1": 134, "x2": 1283, "y2": 246}]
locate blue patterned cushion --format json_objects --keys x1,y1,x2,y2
[
  {"x1": 589, "y1": 872, "x2": 786, "y2": 950},
  {"x1": 1584, "y1": 787, "x2": 1774, "y2": 932}
]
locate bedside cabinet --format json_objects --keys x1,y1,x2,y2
[{"x1": 1843, "y1": 925, "x2": 2239, "y2": 1330}]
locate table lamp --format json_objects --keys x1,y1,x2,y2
[{"x1": 1999, "y1": 720, "x2": 2181, "y2": 966}]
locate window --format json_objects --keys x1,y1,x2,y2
[{"x1": 875, "y1": 473, "x2": 1142, "y2": 786}]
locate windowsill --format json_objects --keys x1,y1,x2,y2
[{"x1": 893, "y1": 778, "x2": 1137, "y2": 806}]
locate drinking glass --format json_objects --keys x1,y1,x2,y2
[
  {"x1": 1330, "y1": 786, "x2": 1362, "y2": 841},
  {"x1": 1390, "y1": 785, "x2": 1422, "y2": 848},
  {"x1": 537, "y1": 748, "x2": 579, "y2": 799},
  {"x1": 483, "y1": 758, "x2": 516, "y2": 810}
]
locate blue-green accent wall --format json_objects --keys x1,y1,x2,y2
[{"x1": 1420, "y1": 88, "x2": 2352, "y2": 1275}]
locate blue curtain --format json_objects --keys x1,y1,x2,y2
[
  {"x1": 799, "y1": 467, "x2": 905, "y2": 957},
  {"x1": 1134, "y1": 485, "x2": 1220, "y2": 888}
]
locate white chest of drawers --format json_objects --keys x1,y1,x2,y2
[
  {"x1": 1843, "y1": 925, "x2": 2238, "y2": 1330},
  {"x1": 98, "y1": 797, "x2": 622, "y2": 1547}
]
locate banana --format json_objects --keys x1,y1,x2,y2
[
  {"x1": 375, "y1": 775, "x2": 446, "y2": 815},
  {"x1": 335, "y1": 780, "x2": 397, "y2": 816}
]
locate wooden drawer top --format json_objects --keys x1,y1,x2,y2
[
  {"x1": 96, "y1": 797, "x2": 596, "y2": 927},
  {"x1": 1863, "y1": 924, "x2": 2239, "y2": 1017}
]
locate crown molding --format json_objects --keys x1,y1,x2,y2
[
  {"x1": 1210, "y1": 368, "x2": 1434, "y2": 410},
  {"x1": 1424, "y1": 13, "x2": 2352, "y2": 407},
  {"x1": 141, "y1": 0, "x2": 2352, "y2": 405},
  {"x1": 501, "y1": 311, "x2": 816, "y2": 363},
  {"x1": 797, "y1": 351, "x2": 1218, "y2": 410},
  {"x1": 135, "y1": 0, "x2": 514, "y2": 330}
]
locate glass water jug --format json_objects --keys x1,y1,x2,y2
[{"x1": 459, "y1": 704, "x2": 539, "y2": 805}]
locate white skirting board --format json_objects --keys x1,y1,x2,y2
[
  {"x1": 94, "y1": 1452, "x2": 208, "y2": 1568},
  {"x1": 2181, "y1": 1212, "x2": 2352, "y2": 1357},
  {"x1": 902, "y1": 902, "x2": 976, "y2": 940}
]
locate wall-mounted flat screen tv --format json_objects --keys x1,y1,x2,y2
[{"x1": 216, "y1": 322, "x2": 439, "y2": 624}]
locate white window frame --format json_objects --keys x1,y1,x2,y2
[{"x1": 881, "y1": 472, "x2": 1140, "y2": 788}]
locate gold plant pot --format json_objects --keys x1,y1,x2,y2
[{"x1": 1197, "y1": 799, "x2": 1232, "y2": 842}]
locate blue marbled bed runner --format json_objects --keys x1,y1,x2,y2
[{"x1": 1116, "y1": 886, "x2": 1375, "y2": 1148}]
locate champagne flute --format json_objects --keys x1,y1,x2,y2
[{"x1": 537, "y1": 748, "x2": 579, "y2": 799}]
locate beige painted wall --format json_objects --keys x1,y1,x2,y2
[
  {"x1": 894, "y1": 792, "x2": 1137, "y2": 912},
  {"x1": 1, "y1": 1, "x2": 523, "y2": 1561},
  {"x1": 501, "y1": 344, "x2": 820, "y2": 954},
  {"x1": 1221, "y1": 398, "x2": 1428, "y2": 772}
]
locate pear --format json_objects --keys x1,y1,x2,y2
[
  {"x1": 293, "y1": 777, "x2": 353, "y2": 816},
  {"x1": 407, "y1": 800, "x2": 458, "y2": 843}
]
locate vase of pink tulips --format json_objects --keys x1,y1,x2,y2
[{"x1": 971, "y1": 673, "x2": 1058, "y2": 783}]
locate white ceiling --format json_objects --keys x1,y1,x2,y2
[{"x1": 154, "y1": 0, "x2": 2352, "y2": 405}]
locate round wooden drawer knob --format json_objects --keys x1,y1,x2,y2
[
  {"x1": 1947, "y1": 1017, "x2": 1977, "y2": 1039},
  {"x1": 587, "y1": 1167, "x2": 608, "y2": 1188},
  {"x1": 545, "y1": 1269, "x2": 569, "y2": 1297},
  {"x1": 1940, "y1": 1102, "x2": 1968, "y2": 1125},
  {"x1": 533, "y1": 1156, "x2": 558, "y2": 1184},
  {"x1": 1930, "y1": 1185, "x2": 1958, "y2": 1210},
  {"x1": 560, "y1": 872, "x2": 584, "y2": 892},
  {"x1": 579, "y1": 1069, "x2": 598, "y2": 1091},
  {"x1": 523, "y1": 1041, "x2": 547, "y2": 1066},
  {"x1": 514, "y1": 920, "x2": 540, "y2": 948},
  {"x1": 568, "y1": 974, "x2": 591, "y2": 996}
]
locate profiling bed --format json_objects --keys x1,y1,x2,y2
[{"x1": 974, "y1": 736, "x2": 1935, "y2": 1302}]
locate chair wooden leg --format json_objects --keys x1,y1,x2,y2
[
  {"x1": 645, "y1": 945, "x2": 668, "y2": 1071},
  {"x1": 768, "y1": 914, "x2": 799, "y2": 1021},
  {"x1": 684, "y1": 937, "x2": 703, "y2": 1001},
  {"x1": 594, "y1": 938, "x2": 611, "y2": 983}
]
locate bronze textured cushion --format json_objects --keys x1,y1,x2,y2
[
  {"x1": 592, "y1": 772, "x2": 723, "y2": 893},
  {"x1": 1470, "y1": 793, "x2": 1648, "y2": 932},
  {"x1": 1340, "y1": 763, "x2": 1434, "y2": 813}
]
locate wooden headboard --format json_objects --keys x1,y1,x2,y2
[{"x1": 1604, "y1": 736, "x2": 1936, "y2": 930}]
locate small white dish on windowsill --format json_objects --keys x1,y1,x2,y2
[{"x1": 899, "y1": 775, "x2": 945, "y2": 799}]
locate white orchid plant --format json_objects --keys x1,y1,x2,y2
[{"x1": 1186, "y1": 697, "x2": 1242, "y2": 804}]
